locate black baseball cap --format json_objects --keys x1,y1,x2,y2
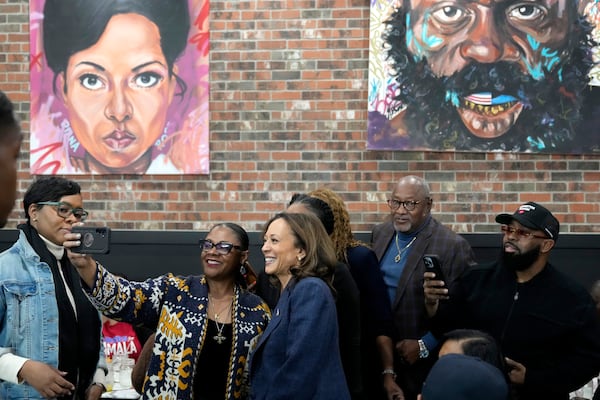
[{"x1": 495, "y1": 201, "x2": 559, "y2": 240}]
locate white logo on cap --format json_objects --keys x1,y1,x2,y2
[{"x1": 518, "y1": 204, "x2": 536, "y2": 213}]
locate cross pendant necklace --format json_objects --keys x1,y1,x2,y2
[
  {"x1": 213, "y1": 323, "x2": 226, "y2": 344},
  {"x1": 209, "y1": 294, "x2": 232, "y2": 344},
  {"x1": 394, "y1": 234, "x2": 417, "y2": 263}
]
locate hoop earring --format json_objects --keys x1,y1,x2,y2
[{"x1": 240, "y1": 263, "x2": 247, "y2": 276}]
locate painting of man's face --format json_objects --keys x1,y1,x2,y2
[{"x1": 368, "y1": 0, "x2": 598, "y2": 153}]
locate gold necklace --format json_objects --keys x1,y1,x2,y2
[
  {"x1": 394, "y1": 234, "x2": 417, "y2": 263},
  {"x1": 208, "y1": 294, "x2": 233, "y2": 344}
]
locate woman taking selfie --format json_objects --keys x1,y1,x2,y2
[{"x1": 68, "y1": 222, "x2": 270, "y2": 399}]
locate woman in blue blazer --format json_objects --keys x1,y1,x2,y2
[{"x1": 249, "y1": 212, "x2": 351, "y2": 399}]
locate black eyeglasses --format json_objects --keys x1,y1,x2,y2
[
  {"x1": 500, "y1": 225, "x2": 548, "y2": 240},
  {"x1": 387, "y1": 199, "x2": 422, "y2": 211},
  {"x1": 199, "y1": 239, "x2": 242, "y2": 255},
  {"x1": 37, "y1": 201, "x2": 89, "y2": 222}
]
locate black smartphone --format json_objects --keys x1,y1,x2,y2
[
  {"x1": 423, "y1": 254, "x2": 447, "y2": 288},
  {"x1": 71, "y1": 226, "x2": 111, "y2": 254}
]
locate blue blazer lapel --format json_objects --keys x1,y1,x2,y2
[{"x1": 254, "y1": 285, "x2": 288, "y2": 352}]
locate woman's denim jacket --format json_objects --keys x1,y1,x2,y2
[{"x1": 0, "y1": 231, "x2": 105, "y2": 399}]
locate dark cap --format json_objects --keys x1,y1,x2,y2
[
  {"x1": 421, "y1": 354, "x2": 509, "y2": 400},
  {"x1": 495, "y1": 201, "x2": 559, "y2": 240}
]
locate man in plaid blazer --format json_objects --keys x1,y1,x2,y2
[{"x1": 371, "y1": 175, "x2": 475, "y2": 400}]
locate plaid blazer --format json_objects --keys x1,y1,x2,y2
[{"x1": 371, "y1": 217, "x2": 475, "y2": 340}]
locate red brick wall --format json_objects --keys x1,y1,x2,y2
[{"x1": 2, "y1": 0, "x2": 599, "y2": 234}]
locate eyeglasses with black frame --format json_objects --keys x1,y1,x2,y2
[
  {"x1": 199, "y1": 239, "x2": 242, "y2": 255},
  {"x1": 387, "y1": 199, "x2": 422, "y2": 211},
  {"x1": 37, "y1": 201, "x2": 89, "y2": 222},
  {"x1": 500, "y1": 225, "x2": 548, "y2": 240}
]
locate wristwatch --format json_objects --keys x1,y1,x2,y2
[{"x1": 418, "y1": 339, "x2": 429, "y2": 359}]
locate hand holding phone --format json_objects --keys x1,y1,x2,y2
[
  {"x1": 71, "y1": 226, "x2": 111, "y2": 254},
  {"x1": 423, "y1": 254, "x2": 447, "y2": 288},
  {"x1": 423, "y1": 254, "x2": 449, "y2": 307}
]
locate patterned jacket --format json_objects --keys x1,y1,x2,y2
[{"x1": 87, "y1": 263, "x2": 271, "y2": 400}]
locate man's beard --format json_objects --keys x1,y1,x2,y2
[
  {"x1": 382, "y1": 7, "x2": 595, "y2": 152},
  {"x1": 502, "y1": 244, "x2": 541, "y2": 272}
]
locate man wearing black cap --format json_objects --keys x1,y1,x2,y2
[{"x1": 424, "y1": 202, "x2": 600, "y2": 400}]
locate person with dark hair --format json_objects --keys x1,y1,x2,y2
[
  {"x1": 0, "y1": 177, "x2": 106, "y2": 399},
  {"x1": 255, "y1": 193, "x2": 336, "y2": 307},
  {"x1": 249, "y1": 213, "x2": 350, "y2": 399},
  {"x1": 418, "y1": 354, "x2": 509, "y2": 400},
  {"x1": 255, "y1": 194, "x2": 362, "y2": 398},
  {"x1": 288, "y1": 192, "x2": 336, "y2": 233},
  {"x1": 68, "y1": 222, "x2": 270, "y2": 399},
  {"x1": 438, "y1": 329, "x2": 507, "y2": 375},
  {"x1": 286, "y1": 194, "x2": 362, "y2": 398},
  {"x1": 0, "y1": 91, "x2": 22, "y2": 227},
  {"x1": 308, "y1": 187, "x2": 396, "y2": 400},
  {"x1": 370, "y1": 0, "x2": 597, "y2": 153},
  {"x1": 371, "y1": 175, "x2": 475, "y2": 400},
  {"x1": 40, "y1": 0, "x2": 191, "y2": 174},
  {"x1": 426, "y1": 202, "x2": 600, "y2": 400}
]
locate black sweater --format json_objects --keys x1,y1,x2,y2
[{"x1": 433, "y1": 261, "x2": 600, "y2": 400}]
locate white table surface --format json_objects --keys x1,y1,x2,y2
[{"x1": 100, "y1": 388, "x2": 141, "y2": 399}]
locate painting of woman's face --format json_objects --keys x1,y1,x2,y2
[{"x1": 60, "y1": 13, "x2": 177, "y2": 170}]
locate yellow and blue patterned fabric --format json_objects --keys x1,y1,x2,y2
[{"x1": 87, "y1": 263, "x2": 270, "y2": 399}]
